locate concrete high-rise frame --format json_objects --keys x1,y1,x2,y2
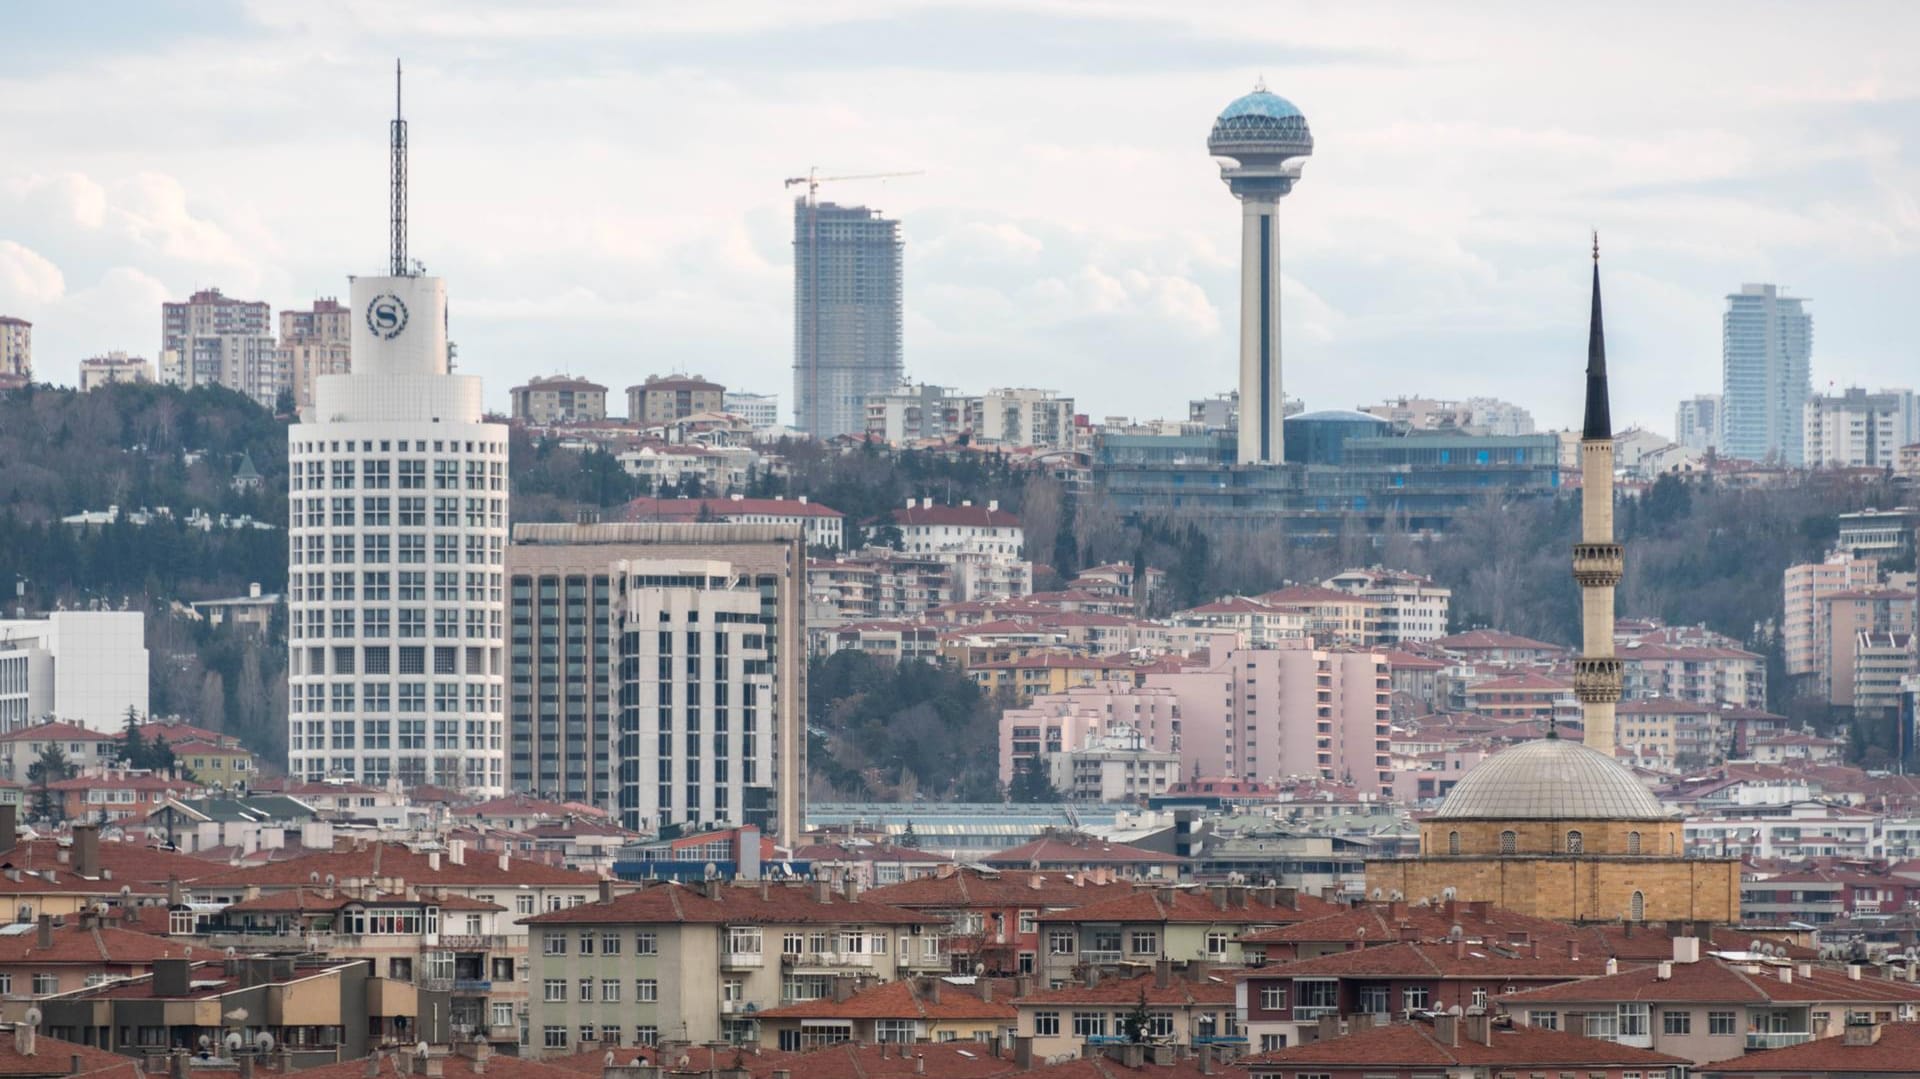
[
  {"x1": 1208, "y1": 84, "x2": 1314, "y2": 466},
  {"x1": 792, "y1": 201, "x2": 902, "y2": 440},
  {"x1": 1720, "y1": 283, "x2": 1813, "y2": 465}
]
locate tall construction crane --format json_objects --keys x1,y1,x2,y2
[{"x1": 785, "y1": 168, "x2": 922, "y2": 436}]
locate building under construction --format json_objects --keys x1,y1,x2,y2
[{"x1": 792, "y1": 200, "x2": 903, "y2": 439}]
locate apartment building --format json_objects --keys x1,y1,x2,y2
[
  {"x1": 0, "y1": 316, "x2": 27, "y2": 384},
  {"x1": 864, "y1": 867, "x2": 1136, "y2": 979},
  {"x1": 1034, "y1": 886, "x2": 1338, "y2": 989},
  {"x1": 998, "y1": 685, "x2": 1182, "y2": 786},
  {"x1": 160, "y1": 288, "x2": 281, "y2": 406},
  {"x1": 890, "y1": 500, "x2": 1030, "y2": 601},
  {"x1": 624, "y1": 495, "x2": 844, "y2": 550},
  {"x1": 1144, "y1": 641, "x2": 1391, "y2": 796},
  {"x1": 507, "y1": 523, "x2": 807, "y2": 845},
  {"x1": 0, "y1": 721, "x2": 118, "y2": 782},
  {"x1": 77, "y1": 352, "x2": 153, "y2": 391},
  {"x1": 1012, "y1": 967, "x2": 1236, "y2": 1060},
  {"x1": 280, "y1": 298, "x2": 352, "y2": 410},
  {"x1": 1322, "y1": 568, "x2": 1452, "y2": 643},
  {"x1": 1804, "y1": 387, "x2": 1918, "y2": 469},
  {"x1": 1619, "y1": 641, "x2": 1767, "y2": 709},
  {"x1": 1818, "y1": 590, "x2": 1916, "y2": 706},
  {"x1": 754, "y1": 976, "x2": 1014, "y2": 1050},
  {"x1": 1501, "y1": 948, "x2": 1920, "y2": 1067},
  {"x1": 522, "y1": 880, "x2": 942, "y2": 1053},
  {"x1": 807, "y1": 551, "x2": 954, "y2": 622},
  {"x1": 973, "y1": 388, "x2": 1077, "y2": 451},
  {"x1": 1171, "y1": 597, "x2": 1305, "y2": 647},
  {"x1": 1784, "y1": 553, "x2": 1883, "y2": 682},
  {"x1": 1259, "y1": 586, "x2": 1382, "y2": 647},
  {"x1": 0, "y1": 611, "x2": 150, "y2": 733},
  {"x1": 627, "y1": 374, "x2": 725, "y2": 425}
]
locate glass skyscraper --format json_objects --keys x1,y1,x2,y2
[
  {"x1": 792, "y1": 200, "x2": 902, "y2": 439},
  {"x1": 1720, "y1": 283, "x2": 1812, "y2": 465}
]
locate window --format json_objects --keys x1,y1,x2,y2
[
  {"x1": 633, "y1": 931, "x2": 657, "y2": 955},
  {"x1": 633, "y1": 1027, "x2": 658, "y2": 1048},
  {"x1": 1048, "y1": 929, "x2": 1075, "y2": 955},
  {"x1": 542, "y1": 934, "x2": 565, "y2": 955},
  {"x1": 1708, "y1": 1011, "x2": 1737, "y2": 1036},
  {"x1": 1447, "y1": 831, "x2": 1460, "y2": 855},
  {"x1": 1663, "y1": 1011, "x2": 1691, "y2": 1035},
  {"x1": 1072, "y1": 1012, "x2": 1106, "y2": 1038},
  {"x1": 1129, "y1": 930, "x2": 1158, "y2": 955},
  {"x1": 577, "y1": 979, "x2": 593, "y2": 1002},
  {"x1": 518, "y1": 895, "x2": 536, "y2": 916},
  {"x1": 728, "y1": 927, "x2": 763, "y2": 955},
  {"x1": 1500, "y1": 830, "x2": 1517, "y2": 855},
  {"x1": 636, "y1": 979, "x2": 658, "y2": 1002},
  {"x1": 1259, "y1": 985, "x2": 1286, "y2": 1011},
  {"x1": 1206, "y1": 931, "x2": 1230, "y2": 957},
  {"x1": 1630, "y1": 891, "x2": 1645, "y2": 921},
  {"x1": 579, "y1": 931, "x2": 596, "y2": 954},
  {"x1": 542, "y1": 1027, "x2": 567, "y2": 1050},
  {"x1": 876, "y1": 1019, "x2": 915, "y2": 1044},
  {"x1": 1019, "y1": 910, "x2": 1038, "y2": 934},
  {"x1": 601, "y1": 979, "x2": 620, "y2": 1002},
  {"x1": 1617, "y1": 1003, "x2": 1650, "y2": 1039},
  {"x1": 32, "y1": 973, "x2": 56, "y2": 995},
  {"x1": 1530, "y1": 1010, "x2": 1558, "y2": 1031},
  {"x1": 601, "y1": 932, "x2": 621, "y2": 955},
  {"x1": 1032, "y1": 1010, "x2": 1061, "y2": 1036},
  {"x1": 1402, "y1": 986, "x2": 1430, "y2": 1011},
  {"x1": 543, "y1": 979, "x2": 566, "y2": 1002},
  {"x1": 491, "y1": 1003, "x2": 513, "y2": 1028},
  {"x1": 1627, "y1": 831, "x2": 1642, "y2": 855},
  {"x1": 1565, "y1": 830, "x2": 1583, "y2": 854}
]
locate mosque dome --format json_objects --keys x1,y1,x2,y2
[{"x1": 1430, "y1": 738, "x2": 1670, "y2": 821}]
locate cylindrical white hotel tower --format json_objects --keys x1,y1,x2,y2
[
  {"x1": 287, "y1": 274, "x2": 509, "y2": 793},
  {"x1": 1209, "y1": 84, "x2": 1313, "y2": 466}
]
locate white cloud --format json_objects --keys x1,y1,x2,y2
[{"x1": 0, "y1": 242, "x2": 65, "y2": 307}]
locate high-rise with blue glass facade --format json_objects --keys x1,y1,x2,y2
[{"x1": 1721, "y1": 283, "x2": 1813, "y2": 465}]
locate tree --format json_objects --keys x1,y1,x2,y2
[
  {"x1": 198, "y1": 671, "x2": 227, "y2": 731},
  {"x1": 1009, "y1": 762, "x2": 1063, "y2": 804},
  {"x1": 120, "y1": 706, "x2": 146, "y2": 768},
  {"x1": 27, "y1": 744, "x2": 75, "y2": 823},
  {"x1": 1120, "y1": 989, "x2": 1153, "y2": 1043}
]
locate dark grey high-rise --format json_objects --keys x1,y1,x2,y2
[{"x1": 792, "y1": 200, "x2": 903, "y2": 439}]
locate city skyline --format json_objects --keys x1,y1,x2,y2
[{"x1": 3, "y1": 3, "x2": 1918, "y2": 433}]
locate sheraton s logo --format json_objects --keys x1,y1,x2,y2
[{"x1": 366, "y1": 293, "x2": 410, "y2": 340}]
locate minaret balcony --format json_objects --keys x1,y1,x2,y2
[
  {"x1": 1571, "y1": 543, "x2": 1624, "y2": 587},
  {"x1": 1574, "y1": 658, "x2": 1624, "y2": 703}
]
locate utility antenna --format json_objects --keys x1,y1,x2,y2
[{"x1": 390, "y1": 59, "x2": 409, "y2": 277}]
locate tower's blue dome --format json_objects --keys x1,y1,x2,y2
[
  {"x1": 1217, "y1": 89, "x2": 1303, "y2": 123},
  {"x1": 1209, "y1": 87, "x2": 1313, "y2": 157}
]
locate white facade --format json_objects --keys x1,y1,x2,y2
[
  {"x1": 0, "y1": 612, "x2": 149, "y2": 732},
  {"x1": 973, "y1": 388, "x2": 1076, "y2": 450},
  {"x1": 287, "y1": 273, "x2": 509, "y2": 793},
  {"x1": 1720, "y1": 283, "x2": 1813, "y2": 465},
  {"x1": 889, "y1": 500, "x2": 1030, "y2": 601},
  {"x1": 614, "y1": 558, "x2": 776, "y2": 834},
  {"x1": 1459, "y1": 396, "x2": 1536, "y2": 436},
  {"x1": 1804, "y1": 387, "x2": 1918, "y2": 469},
  {"x1": 77, "y1": 353, "x2": 154, "y2": 392},
  {"x1": 723, "y1": 392, "x2": 780, "y2": 431},
  {"x1": 1321, "y1": 567, "x2": 1451, "y2": 643}
]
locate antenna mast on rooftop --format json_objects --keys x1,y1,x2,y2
[{"x1": 390, "y1": 59, "x2": 409, "y2": 277}]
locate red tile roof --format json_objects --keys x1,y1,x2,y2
[
  {"x1": 865, "y1": 867, "x2": 1137, "y2": 909},
  {"x1": 982, "y1": 835, "x2": 1181, "y2": 867},
  {"x1": 184, "y1": 841, "x2": 601, "y2": 889},
  {"x1": 624, "y1": 496, "x2": 843, "y2": 521},
  {"x1": 521, "y1": 880, "x2": 932, "y2": 926},
  {"x1": 892, "y1": 504, "x2": 1022, "y2": 529},
  {"x1": 1033, "y1": 885, "x2": 1337, "y2": 925},
  {"x1": 0, "y1": 922, "x2": 188, "y2": 965},
  {"x1": 1499, "y1": 956, "x2": 1920, "y2": 1006},
  {"x1": 1243, "y1": 939, "x2": 1617, "y2": 981},
  {"x1": 1432, "y1": 629, "x2": 1566, "y2": 652},
  {"x1": 0, "y1": 722, "x2": 114, "y2": 743},
  {"x1": 1242, "y1": 1019, "x2": 1688, "y2": 1069},
  {"x1": 0, "y1": 1028, "x2": 140, "y2": 1079}
]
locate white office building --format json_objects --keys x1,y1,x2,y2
[
  {"x1": 0, "y1": 612, "x2": 149, "y2": 732},
  {"x1": 723, "y1": 392, "x2": 781, "y2": 431},
  {"x1": 287, "y1": 272, "x2": 509, "y2": 792},
  {"x1": 1720, "y1": 284, "x2": 1812, "y2": 465}
]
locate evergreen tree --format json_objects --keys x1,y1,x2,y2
[
  {"x1": 120, "y1": 706, "x2": 146, "y2": 768},
  {"x1": 27, "y1": 745, "x2": 75, "y2": 823}
]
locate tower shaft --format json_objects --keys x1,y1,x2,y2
[
  {"x1": 390, "y1": 59, "x2": 408, "y2": 278},
  {"x1": 1574, "y1": 248, "x2": 1623, "y2": 753},
  {"x1": 1236, "y1": 195, "x2": 1286, "y2": 465}
]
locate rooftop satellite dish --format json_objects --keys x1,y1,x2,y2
[
  {"x1": 225, "y1": 1034, "x2": 243, "y2": 1053},
  {"x1": 1371, "y1": 888, "x2": 1383, "y2": 900},
  {"x1": 225, "y1": 947, "x2": 237, "y2": 958},
  {"x1": 309, "y1": 872, "x2": 320, "y2": 883},
  {"x1": 23, "y1": 1007, "x2": 41, "y2": 1026},
  {"x1": 255, "y1": 1034, "x2": 274, "y2": 1053},
  {"x1": 1441, "y1": 887, "x2": 1456, "y2": 900},
  {"x1": 325, "y1": 874, "x2": 336, "y2": 887},
  {"x1": 198, "y1": 1036, "x2": 212, "y2": 1050},
  {"x1": 602, "y1": 1052, "x2": 614, "y2": 1067},
  {"x1": 1448, "y1": 1004, "x2": 1463, "y2": 1016},
  {"x1": 120, "y1": 885, "x2": 131, "y2": 899},
  {"x1": 416, "y1": 1042, "x2": 429, "y2": 1058}
]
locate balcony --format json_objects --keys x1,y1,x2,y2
[
  {"x1": 723, "y1": 951, "x2": 766, "y2": 969},
  {"x1": 780, "y1": 952, "x2": 874, "y2": 970},
  {"x1": 452, "y1": 979, "x2": 492, "y2": 994},
  {"x1": 720, "y1": 1000, "x2": 759, "y2": 1016},
  {"x1": 419, "y1": 977, "x2": 453, "y2": 993},
  {"x1": 1746, "y1": 1032, "x2": 1811, "y2": 1050},
  {"x1": 1292, "y1": 1006, "x2": 1338, "y2": 1021},
  {"x1": 1080, "y1": 950, "x2": 1122, "y2": 965}
]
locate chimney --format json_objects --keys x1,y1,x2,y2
[
  {"x1": 1155, "y1": 959, "x2": 1173, "y2": 989},
  {"x1": 599, "y1": 879, "x2": 616, "y2": 904},
  {"x1": 1118, "y1": 1045, "x2": 1144, "y2": 1069},
  {"x1": 1778, "y1": 966, "x2": 1793, "y2": 984},
  {"x1": 249, "y1": 582, "x2": 262, "y2": 599},
  {"x1": 1605, "y1": 958, "x2": 1618, "y2": 975},
  {"x1": 1434, "y1": 1013, "x2": 1459, "y2": 1047},
  {"x1": 167, "y1": 876, "x2": 183, "y2": 907},
  {"x1": 912, "y1": 1055, "x2": 925, "y2": 1075},
  {"x1": 1013, "y1": 1036, "x2": 1035, "y2": 1071},
  {"x1": 1211, "y1": 886, "x2": 1227, "y2": 911},
  {"x1": 1452, "y1": 939, "x2": 1466, "y2": 960},
  {"x1": 449, "y1": 839, "x2": 466, "y2": 865},
  {"x1": 814, "y1": 878, "x2": 832, "y2": 905},
  {"x1": 1197, "y1": 1044, "x2": 1215, "y2": 1075},
  {"x1": 1529, "y1": 940, "x2": 1539, "y2": 959},
  {"x1": 1463, "y1": 1011, "x2": 1492, "y2": 1046},
  {"x1": 977, "y1": 978, "x2": 990, "y2": 1003},
  {"x1": 429, "y1": 851, "x2": 440, "y2": 871},
  {"x1": 238, "y1": 1056, "x2": 254, "y2": 1079},
  {"x1": 364, "y1": 1054, "x2": 382, "y2": 1078},
  {"x1": 153, "y1": 958, "x2": 191, "y2": 997},
  {"x1": 72, "y1": 824, "x2": 100, "y2": 878},
  {"x1": 927, "y1": 977, "x2": 942, "y2": 1005},
  {"x1": 1656, "y1": 962, "x2": 1672, "y2": 981},
  {"x1": 498, "y1": 851, "x2": 510, "y2": 872},
  {"x1": 14, "y1": 1024, "x2": 34, "y2": 1059},
  {"x1": 1316, "y1": 1014, "x2": 1340, "y2": 1043},
  {"x1": 0, "y1": 804, "x2": 15, "y2": 848},
  {"x1": 1848, "y1": 964, "x2": 1863, "y2": 981},
  {"x1": 1673, "y1": 936, "x2": 1700, "y2": 964},
  {"x1": 841, "y1": 876, "x2": 861, "y2": 904},
  {"x1": 1399, "y1": 924, "x2": 1418, "y2": 942},
  {"x1": 36, "y1": 914, "x2": 52, "y2": 949},
  {"x1": 1844, "y1": 1018, "x2": 1884, "y2": 1046},
  {"x1": 1014, "y1": 975, "x2": 1033, "y2": 999},
  {"x1": 70, "y1": 1054, "x2": 85, "y2": 1077},
  {"x1": 832, "y1": 976, "x2": 853, "y2": 1003},
  {"x1": 169, "y1": 1052, "x2": 186, "y2": 1079}
]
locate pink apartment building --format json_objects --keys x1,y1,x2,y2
[{"x1": 998, "y1": 685, "x2": 1183, "y2": 784}]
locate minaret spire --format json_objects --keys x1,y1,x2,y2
[
  {"x1": 390, "y1": 59, "x2": 409, "y2": 277},
  {"x1": 1573, "y1": 234, "x2": 1624, "y2": 755}
]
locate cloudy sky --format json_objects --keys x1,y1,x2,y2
[{"x1": 4, "y1": 1, "x2": 1917, "y2": 434}]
